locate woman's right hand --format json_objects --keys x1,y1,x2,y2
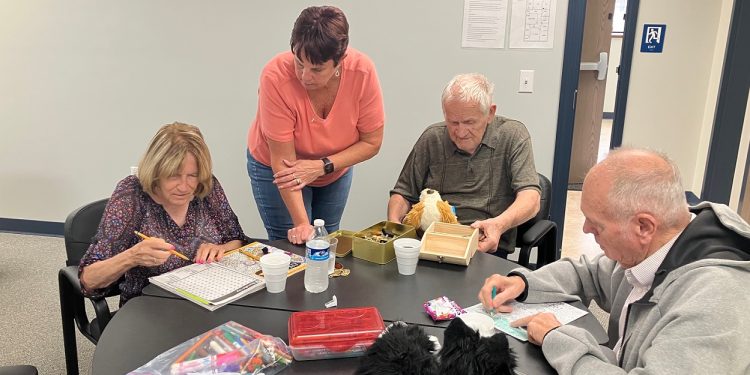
[
  {"x1": 128, "y1": 238, "x2": 174, "y2": 267},
  {"x1": 288, "y1": 224, "x2": 314, "y2": 245}
]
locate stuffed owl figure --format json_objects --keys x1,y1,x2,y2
[{"x1": 403, "y1": 189, "x2": 458, "y2": 232}]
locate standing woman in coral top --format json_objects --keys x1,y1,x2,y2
[{"x1": 247, "y1": 6, "x2": 385, "y2": 244}]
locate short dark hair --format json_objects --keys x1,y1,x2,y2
[{"x1": 290, "y1": 6, "x2": 349, "y2": 66}]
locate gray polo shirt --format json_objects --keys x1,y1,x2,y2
[{"x1": 390, "y1": 116, "x2": 540, "y2": 253}]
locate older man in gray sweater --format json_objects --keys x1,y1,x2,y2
[{"x1": 479, "y1": 148, "x2": 750, "y2": 374}]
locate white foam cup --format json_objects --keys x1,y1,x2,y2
[
  {"x1": 260, "y1": 253, "x2": 291, "y2": 293},
  {"x1": 393, "y1": 238, "x2": 422, "y2": 275}
]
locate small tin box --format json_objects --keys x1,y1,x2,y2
[
  {"x1": 288, "y1": 306, "x2": 385, "y2": 361},
  {"x1": 352, "y1": 221, "x2": 417, "y2": 264},
  {"x1": 419, "y1": 222, "x2": 479, "y2": 266},
  {"x1": 329, "y1": 230, "x2": 355, "y2": 257}
]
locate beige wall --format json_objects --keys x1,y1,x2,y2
[
  {"x1": 622, "y1": 0, "x2": 734, "y2": 194},
  {"x1": 0, "y1": 1, "x2": 569, "y2": 235}
]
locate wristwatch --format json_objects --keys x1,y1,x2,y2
[{"x1": 322, "y1": 157, "x2": 334, "y2": 174}]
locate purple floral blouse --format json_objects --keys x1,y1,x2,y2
[{"x1": 78, "y1": 175, "x2": 247, "y2": 305}]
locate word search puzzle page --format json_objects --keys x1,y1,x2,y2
[
  {"x1": 158, "y1": 263, "x2": 260, "y2": 303},
  {"x1": 464, "y1": 301, "x2": 587, "y2": 341}
]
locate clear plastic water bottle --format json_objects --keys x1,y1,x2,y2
[{"x1": 304, "y1": 219, "x2": 330, "y2": 293}]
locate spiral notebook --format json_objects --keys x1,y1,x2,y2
[{"x1": 148, "y1": 251, "x2": 266, "y2": 311}]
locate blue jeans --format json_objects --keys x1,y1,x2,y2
[{"x1": 247, "y1": 151, "x2": 353, "y2": 240}]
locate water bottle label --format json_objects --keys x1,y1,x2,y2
[{"x1": 307, "y1": 247, "x2": 330, "y2": 261}]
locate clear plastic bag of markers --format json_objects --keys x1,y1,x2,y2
[{"x1": 129, "y1": 320, "x2": 292, "y2": 375}]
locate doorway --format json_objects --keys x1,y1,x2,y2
[
  {"x1": 549, "y1": 0, "x2": 640, "y2": 250},
  {"x1": 567, "y1": 0, "x2": 616, "y2": 188}
]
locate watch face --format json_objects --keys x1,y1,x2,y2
[{"x1": 324, "y1": 158, "x2": 334, "y2": 174}]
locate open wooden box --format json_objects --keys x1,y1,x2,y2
[{"x1": 419, "y1": 222, "x2": 479, "y2": 266}]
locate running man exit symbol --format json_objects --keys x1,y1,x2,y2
[{"x1": 641, "y1": 24, "x2": 666, "y2": 53}]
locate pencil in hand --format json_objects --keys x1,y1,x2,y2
[{"x1": 133, "y1": 231, "x2": 191, "y2": 261}]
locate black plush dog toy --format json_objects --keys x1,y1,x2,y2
[{"x1": 356, "y1": 318, "x2": 517, "y2": 375}]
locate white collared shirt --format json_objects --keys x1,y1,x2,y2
[{"x1": 613, "y1": 214, "x2": 695, "y2": 360}]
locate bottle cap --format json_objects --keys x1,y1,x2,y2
[{"x1": 313, "y1": 219, "x2": 325, "y2": 227}]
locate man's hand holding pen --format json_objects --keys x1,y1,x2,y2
[{"x1": 478, "y1": 274, "x2": 526, "y2": 313}]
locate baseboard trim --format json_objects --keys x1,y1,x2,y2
[
  {"x1": 603, "y1": 112, "x2": 614, "y2": 120},
  {"x1": 0, "y1": 218, "x2": 64, "y2": 236}
]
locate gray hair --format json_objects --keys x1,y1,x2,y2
[
  {"x1": 600, "y1": 147, "x2": 688, "y2": 229},
  {"x1": 441, "y1": 73, "x2": 494, "y2": 115}
]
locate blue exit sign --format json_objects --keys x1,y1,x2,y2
[{"x1": 641, "y1": 24, "x2": 667, "y2": 53}]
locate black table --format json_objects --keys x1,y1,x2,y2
[
  {"x1": 93, "y1": 296, "x2": 556, "y2": 374},
  {"x1": 143, "y1": 241, "x2": 608, "y2": 342},
  {"x1": 99, "y1": 241, "x2": 607, "y2": 374}
]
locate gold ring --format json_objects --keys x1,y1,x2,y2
[{"x1": 296, "y1": 178, "x2": 302, "y2": 185}]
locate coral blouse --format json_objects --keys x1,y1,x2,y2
[{"x1": 247, "y1": 48, "x2": 385, "y2": 186}]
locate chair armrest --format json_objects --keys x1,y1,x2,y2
[
  {"x1": 59, "y1": 265, "x2": 116, "y2": 340},
  {"x1": 60, "y1": 265, "x2": 85, "y2": 296},
  {"x1": 520, "y1": 220, "x2": 556, "y2": 248}
]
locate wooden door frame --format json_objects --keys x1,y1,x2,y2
[{"x1": 550, "y1": 0, "x2": 640, "y2": 251}]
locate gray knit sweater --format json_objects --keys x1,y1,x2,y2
[{"x1": 515, "y1": 203, "x2": 750, "y2": 374}]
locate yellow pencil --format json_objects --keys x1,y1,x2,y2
[{"x1": 133, "y1": 231, "x2": 191, "y2": 261}]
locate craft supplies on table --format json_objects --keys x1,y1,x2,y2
[
  {"x1": 129, "y1": 321, "x2": 292, "y2": 375},
  {"x1": 238, "y1": 241, "x2": 307, "y2": 277}
]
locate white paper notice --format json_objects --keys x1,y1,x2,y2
[
  {"x1": 509, "y1": 0, "x2": 557, "y2": 48},
  {"x1": 462, "y1": 0, "x2": 508, "y2": 49}
]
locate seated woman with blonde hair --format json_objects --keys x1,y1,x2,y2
[{"x1": 79, "y1": 122, "x2": 247, "y2": 306}]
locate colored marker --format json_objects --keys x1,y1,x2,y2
[{"x1": 489, "y1": 286, "x2": 497, "y2": 317}]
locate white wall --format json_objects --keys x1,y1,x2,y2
[
  {"x1": 0, "y1": 1, "x2": 569, "y2": 237},
  {"x1": 622, "y1": 0, "x2": 733, "y2": 194},
  {"x1": 603, "y1": 37, "x2": 622, "y2": 113}
]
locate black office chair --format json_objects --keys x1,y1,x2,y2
[
  {"x1": 58, "y1": 198, "x2": 119, "y2": 375},
  {"x1": 0, "y1": 366, "x2": 38, "y2": 375},
  {"x1": 513, "y1": 173, "x2": 558, "y2": 270}
]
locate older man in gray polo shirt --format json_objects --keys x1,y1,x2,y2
[{"x1": 388, "y1": 73, "x2": 541, "y2": 254}]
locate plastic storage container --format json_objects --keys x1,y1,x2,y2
[{"x1": 288, "y1": 307, "x2": 385, "y2": 361}]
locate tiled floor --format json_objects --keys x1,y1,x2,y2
[
  {"x1": 561, "y1": 190, "x2": 603, "y2": 260},
  {"x1": 562, "y1": 118, "x2": 610, "y2": 260}
]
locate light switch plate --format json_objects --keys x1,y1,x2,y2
[{"x1": 519, "y1": 70, "x2": 534, "y2": 93}]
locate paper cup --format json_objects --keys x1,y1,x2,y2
[
  {"x1": 327, "y1": 238, "x2": 339, "y2": 275},
  {"x1": 260, "y1": 253, "x2": 291, "y2": 293},
  {"x1": 394, "y1": 238, "x2": 421, "y2": 275}
]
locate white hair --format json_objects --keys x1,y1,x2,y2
[
  {"x1": 601, "y1": 147, "x2": 688, "y2": 229},
  {"x1": 441, "y1": 73, "x2": 494, "y2": 115}
]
